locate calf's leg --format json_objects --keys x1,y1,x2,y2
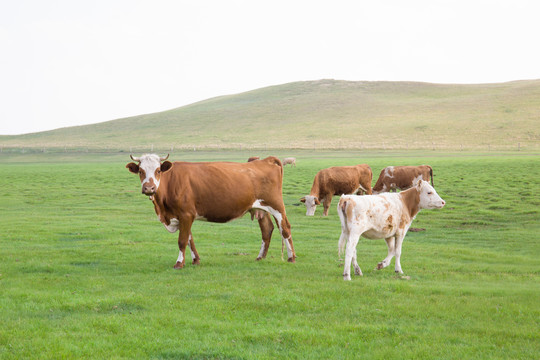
[
  {"x1": 352, "y1": 247, "x2": 363, "y2": 276},
  {"x1": 394, "y1": 233, "x2": 406, "y2": 274},
  {"x1": 377, "y1": 236, "x2": 396, "y2": 270},
  {"x1": 343, "y1": 228, "x2": 362, "y2": 281}
]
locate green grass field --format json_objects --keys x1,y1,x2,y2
[{"x1": 1, "y1": 151, "x2": 539, "y2": 359}]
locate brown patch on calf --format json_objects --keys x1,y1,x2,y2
[
  {"x1": 399, "y1": 186, "x2": 420, "y2": 220},
  {"x1": 385, "y1": 215, "x2": 394, "y2": 232}
]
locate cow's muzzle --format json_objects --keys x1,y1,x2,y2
[{"x1": 142, "y1": 183, "x2": 156, "y2": 196}]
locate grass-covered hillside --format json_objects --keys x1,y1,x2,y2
[{"x1": 1, "y1": 79, "x2": 539, "y2": 151}]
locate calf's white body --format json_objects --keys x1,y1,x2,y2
[{"x1": 338, "y1": 180, "x2": 445, "y2": 280}]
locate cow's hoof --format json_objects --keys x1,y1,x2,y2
[
  {"x1": 256, "y1": 257, "x2": 263, "y2": 261},
  {"x1": 395, "y1": 270, "x2": 404, "y2": 274},
  {"x1": 192, "y1": 259, "x2": 200, "y2": 265},
  {"x1": 287, "y1": 257, "x2": 296, "y2": 263},
  {"x1": 343, "y1": 274, "x2": 351, "y2": 281},
  {"x1": 376, "y1": 262, "x2": 384, "y2": 270},
  {"x1": 354, "y1": 267, "x2": 363, "y2": 276},
  {"x1": 173, "y1": 261, "x2": 184, "y2": 269}
]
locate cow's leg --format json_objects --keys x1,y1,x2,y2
[
  {"x1": 188, "y1": 232, "x2": 200, "y2": 265},
  {"x1": 251, "y1": 200, "x2": 295, "y2": 262},
  {"x1": 343, "y1": 228, "x2": 362, "y2": 281},
  {"x1": 377, "y1": 236, "x2": 396, "y2": 270},
  {"x1": 394, "y1": 233, "x2": 406, "y2": 274},
  {"x1": 174, "y1": 217, "x2": 194, "y2": 269},
  {"x1": 322, "y1": 195, "x2": 332, "y2": 216},
  {"x1": 256, "y1": 213, "x2": 274, "y2": 260},
  {"x1": 277, "y1": 214, "x2": 295, "y2": 263}
]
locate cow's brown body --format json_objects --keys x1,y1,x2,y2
[
  {"x1": 372, "y1": 165, "x2": 433, "y2": 194},
  {"x1": 127, "y1": 155, "x2": 295, "y2": 268},
  {"x1": 301, "y1": 165, "x2": 372, "y2": 216}
]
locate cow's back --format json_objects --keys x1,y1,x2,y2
[
  {"x1": 395, "y1": 166, "x2": 431, "y2": 188},
  {"x1": 317, "y1": 166, "x2": 366, "y2": 196},
  {"x1": 164, "y1": 157, "x2": 283, "y2": 222}
]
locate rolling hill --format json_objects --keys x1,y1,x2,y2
[{"x1": 1, "y1": 79, "x2": 539, "y2": 151}]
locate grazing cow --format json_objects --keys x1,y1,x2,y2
[
  {"x1": 372, "y1": 165, "x2": 433, "y2": 194},
  {"x1": 247, "y1": 156, "x2": 260, "y2": 162},
  {"x1": 126, "y1": 154, "x2": 296, "y2": 268},
  {"x1": 282, "y1": 157, "x2": 296, "y2": 167},
  {"x1": 337, "y1": 179, "x2": 445, "y2": 281},
  {"x1": 300, "y1": 165, "x2": 372, "y2": 216}
]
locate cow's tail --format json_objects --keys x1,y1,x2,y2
[
  {"x1": 337, "y1": 196, "x2": 349, "y2": 259},
  {"x1": 265, "y1": 156, "x2": 283, "y2": 172},
  {"x1": 429, "y1": 166, "x2": 434, "y2": 187}
]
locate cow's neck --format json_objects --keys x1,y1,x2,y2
[
  {"x1": 309, "y1": 176, "x2": 321, "y2": 197},
  {"x1": 399, "y1": 187, "x2": 420, "y2": 219},
  {"x1": 150, "y1": 176, "x2": 169, "y2": 209}
]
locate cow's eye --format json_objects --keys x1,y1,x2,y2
[{"x1": 427, "y1": 192, "x2": 432, "y2": 195}]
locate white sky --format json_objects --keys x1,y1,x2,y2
[{"x1": 1, "y1": 0, "x2": 539, "y2": 135}]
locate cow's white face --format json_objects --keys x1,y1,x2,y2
[
  {"x1": 417, "y1": 180, "x2": 445, "y2": 209},
  {"x1": 126, "y1": 154, "x2": 172, "y2": 196},
  {"x1": 300, "y1": 195, "x2": 320, "y2": 216}
]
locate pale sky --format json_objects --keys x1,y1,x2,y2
[{"x1": 1, "y1": 0, "x2": 539, "y2": 135}]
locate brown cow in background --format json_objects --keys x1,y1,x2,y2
[
  {"x1": 372, "y1": 165, "x2": 433, "y2": 194},
  {"x1": 300, "y1": 164, "x2": 372, "y2": 216}
]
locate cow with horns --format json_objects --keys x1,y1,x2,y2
[{"x1": 126, "y1": 154, "x2": 296, "y2": 268}]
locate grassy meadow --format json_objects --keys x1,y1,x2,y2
[{"x1": 1, "y1": 151, "x2": 539, "y2": 359}]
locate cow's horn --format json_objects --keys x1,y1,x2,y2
[
  {"x1": 160, "y1": 154, "x2": 170, "y2": 161},
  {"x1": 130, "y1": 154, "x2": 140, "y2": 162}
]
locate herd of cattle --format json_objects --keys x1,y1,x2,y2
[{"x1": 126, "y1": 155, "x2": 445, "y2": 280}]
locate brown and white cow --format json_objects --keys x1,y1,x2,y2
[
  {"x1": 126, "y1": 154, "x2": 296, "y2": 268},
  {"x1": 338, "y1": 179, "x2": 445, "y2": 281},
  {"x1": 372, "y1": 165, "x2": 434, "y2": 194},
  {"x1": 282, "y1": 157, "x2": 296, "y2": 167},
  {"x1": 300, "y1": 165, "x2": 372, "y2": 216}
]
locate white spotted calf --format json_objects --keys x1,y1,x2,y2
[{"x1": 338, "y1": 179, "x2": 445, "y2": 281}]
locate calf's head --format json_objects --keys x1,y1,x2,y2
[
  {"x1": 416, "y1": 180, "x2": 445, "y2": 209},
  {"x1": 300, "y1": 195, "x2": 320, "y2": 216},
  {"x1": 126, "y1": 154, "x2": 173, "y2": 196}
]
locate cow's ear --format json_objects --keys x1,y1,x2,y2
[
  {"x1": 161, "y1": 161, "x2": 173, "y2": 172},
  {"x1": 126, "y1": 163, "x2": 139, "y2": 174},
  {"x1": 415, "y1": 178, "x2": 422, "y2": 190},
  {"x1": 300, "y1": 197, "x2": 306, "y2": 203},
  {"x1": 314, "y1": 197, "x2": 321, "y2": 205}
]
